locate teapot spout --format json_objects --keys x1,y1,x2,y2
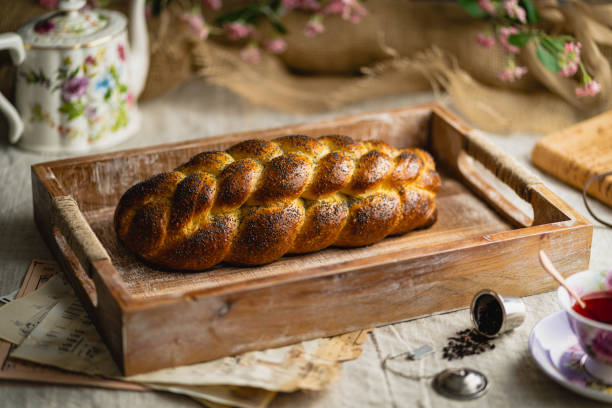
[{"x1": 129, "y1": 0, "x2": 149, "y2": 99}]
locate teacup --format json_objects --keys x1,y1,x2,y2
[{"x1": 557, "y1": 269, "x2": 612, "y2": 382}]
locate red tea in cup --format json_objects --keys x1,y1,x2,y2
[{"x1": 572, "y1": 291, "x2": 612, "y2": 324}]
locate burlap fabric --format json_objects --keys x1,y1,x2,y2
[{"x1": 1, "y1": 0, "x2": 612, "y2": 134}]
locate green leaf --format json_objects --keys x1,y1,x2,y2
[
  {"x1": 215, "y1": 10, "x2": 243, "y2": 24},
  {"x1": 259, "y1": 4, "x2": 287, "y2": 34},
  {"x1": 215, "y1": 3, "x2": 265, "y2": 25},
  {"x1": 271, "y1": 20, "x2": 287, "y2": 34},
  {"x1": 459, "y1": 0, "x2": 487, "y2": 18},
  {"x1": 118, "y1": 84, "x2": 128, "y2": 93},
  {"x1": 112, "y1": 106, "x2": 128, "y2": 131},
  {"x1": 68, "y1": 66, "x2": 79, "y2": 79},
  {"x1": 548, "y1": 36, "x2": 565, "y2": 52},
  {"x1": 109, "y1": 65, "x2": 118, "y2": 81},
  {"x1": 215, "y1": 7, "x2": 255, "y2": 24},
  {"x1": 59, "y1": 101, "x2": 84, "y2": 120},
  {"x1": 536, "y1": 44, "x2": 559, "y2": 73},
  {"x1": 58, "y1": 102, "x2": 74, "y2": 115},
  {"x1": 508, "y1": 33, "x2": 531, "y2": 47},
  {"x1": 151, "y1": 0, "x2": 172, "y2": 16},
  {"x1": 56, "y1": 68, "x2": 67, "y2": 81},
  {"x1": 68, "y1": 102, "x2": 84, "y2": 120},
  {"x1": 520, "y1": 0, "x2": 539, "y2": 23},
  {"x1": 31, "y1": 104, "x2": 43, "y2": 122},
  {"x1": 104, "y1": 88, "x2": 112, "y2": 101}
]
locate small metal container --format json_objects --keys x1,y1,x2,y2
[
  {"x1": 433, "y1": 368, "x2": 489, "y2": 400},
  {"x1": 470, "y1": 289, "x2": 526, "y2": 337}
]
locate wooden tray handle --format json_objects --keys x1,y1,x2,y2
[
  {"x1": 432, "y1": 105, "x2": 572, "y2": 226},
  {"x1": 463, "y1": 129, "x2": 542, "y2": 201},
  {"x1": 459, "y1": 129, "x2": 572, "y2": 226},
  {"x1": 51, "y1": 195, "x2": 110, "y2": 307},
  {"x1": 457, "y1": 150, "x2": 534, "y2": 228}
]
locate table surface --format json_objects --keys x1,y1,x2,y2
[{"x1": 1, "y1": 80, "x2": 611, "y2": 408}]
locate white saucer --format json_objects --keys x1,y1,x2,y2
[{"x1": 529, "y1": 310, "x2": 612, "y2": 403}]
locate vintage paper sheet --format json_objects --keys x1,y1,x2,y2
[
  {"x1": 0, "y1": 260, "x2": 145, "y2": 391},
  {"x1": 1, "y1": 260, "x2": 369, "y2": 407},
  {"x1": 0, "y1": 289, "x2": 18, "y2": 305},
  {"x1": 0, "y1": 262, "x2": 276, "y2": 408},
  {"x1": 13, "y1": 286, "x2": 367, "y2": 392},
  {"x1": 11, "y1": 295, "x2": 123, "y2": 377},
  {"x1": 129, "y1": 330, "x2": 368, "y2": 392},
  {"x1": 0, "y1": 260, "x2": 73, "y2": 344},
  {"x1": 145, "y1": 384, "x2": 276, "y2": 408}
]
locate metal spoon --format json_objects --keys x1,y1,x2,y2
[{"x1": 539, "y1": 250, "x2": 587, "y2": 310}]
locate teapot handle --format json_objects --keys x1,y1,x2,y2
[{"x1": 0, "y1": 33, "x2": 26, "y2": 144}]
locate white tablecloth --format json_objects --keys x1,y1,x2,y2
[{"x1": 1, "y1": 80, "x2": 611, "y2": 407}]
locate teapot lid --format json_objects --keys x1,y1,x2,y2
[{"x1": 18, "y1": 0, "x2": 126, "y2": 49}]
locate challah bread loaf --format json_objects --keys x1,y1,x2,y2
[{"x1": 114, "y1": 135, "x2": 441, "y2": 270}]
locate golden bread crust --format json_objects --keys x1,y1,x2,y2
[{"x1": 114, "y1": 134, "x2": 441, "y2": 270}]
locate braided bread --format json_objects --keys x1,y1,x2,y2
[{"x1": 114, "y1": 135, "x2": 441, "y2": 270}]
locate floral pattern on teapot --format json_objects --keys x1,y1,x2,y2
[
  {"x1": 20, "y1": 42, "x2": 133, "y2": 142},
  {"x1": 34, "y1": 10, "x2": 109, "y2": 37}
]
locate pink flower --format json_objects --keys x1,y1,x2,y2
[
  {"x1": 499, "y1": 26, "x2": 520, "y2": 53},
  {"x1": 282, "y1": 0, "x2": 300, "y2": 10},
  {"x1": 591, "y1": 330, "x2": 612, "y2": 361},
  {"x1": 559, "y1": 41, "x2": 581, "y2": 78},
  {"x1": 304, "y1": 16, "x2": 325, "y2": 37},
  {"x1": 180, "y1": 12, "x2": 210, "y2": 40},
  {"x1": 323, "y1": 0, "x2": 345, "y2": 15},
  {"x1": 605, "y1": 270, "x2": 612, "y2": 290},
  {"x1": 39, "y1": 0, "x2": 59, "y2": 9},
  {"x1": 345, "y1": 1, "x2": 367, "y2": 23},
  {"x1": 61, "y1": 76, "x2": 89, "y2": 102},
  {"x1": 560, "y1": 62, "x2": 578, "y2": 77},
  {"x1": 504, "y1": 0, "x2": 526, "y2": 23},
  {"x1": 84, "y1": 106, "x2": 97, "y2": 121},
  {"x1": 240, "y1": 45, "x2": 261, "y2": 64},
  {"x1": 498, "y1": 64, "x2": 528, "y2": 82},
  {"x1": 476, "y1": 32, "x2": 495, "y2": 48},
  {"x1": 575, "y1": 80, "x2": 601, "y2": 97},
  {"x1": 565, "y1": 42, "x2": 581, "y2": 53},
  {"x1": 224, "y1": 22, "x2": 254, "y2": 41},
  {"x1": 117, "y1": 44, "x2": 125, "y2": 61},
  {"x1": 324, "y1": 0, "x2": 367, "y2": 23},
  {"x1": 85, "y1": 55, "x2": 96, "y2": 65},
  {"x1": 126, "y1": 92, "x2": 135, "y2": 107},
  {"x1": 202, "y1": 0, "x2": 222, "y2": 10},
  {"x1": 34, "y1": 19, "x2": 56, "y2": 34},
  {"x1": 285, "y1": 0, "x2": 321, "y2": 11},
  {"x1": 303, "y1": 0, "x2": 322, "y2": 11},
  {"x1": 478, "y1": 0, "x2": 495, "y2": 14},
  {"x1": 265, "y1": 38, "x2": 287, "y2": 54}
]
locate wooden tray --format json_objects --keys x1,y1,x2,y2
[
  {"x1": 32, "y1": 104, "x2": 593, "y2": 376},
  {"x1": 532, "y1": 110, "x2": 612, "y2": 207}
]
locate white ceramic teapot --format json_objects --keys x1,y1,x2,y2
[{"x1": 0, "y1": 0, "x2": 148, "y2": 153}]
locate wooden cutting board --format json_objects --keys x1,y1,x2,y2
[{"x1": 531, "y1": 110, "x2": 612, "y2": 207}]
